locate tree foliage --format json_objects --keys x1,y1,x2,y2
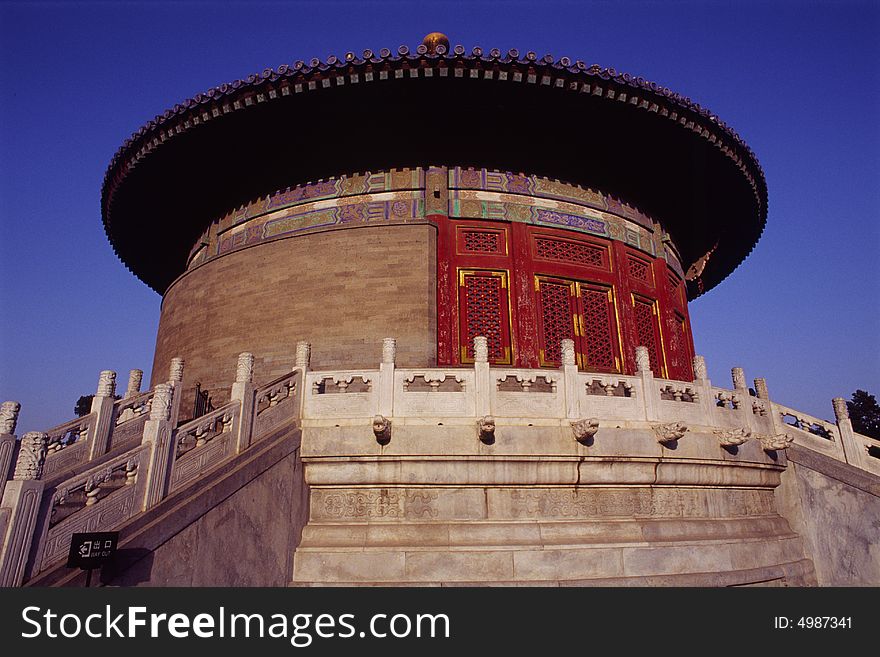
[
  {"x1": 847, "y1": 390, "x2": 880, "y2": 440},
  {"x1": 74, "y1": 393, "x2": 120, "y2": 417},
  {"x1": 74, "y1": 395, "x2": 94, "y2": 417}
]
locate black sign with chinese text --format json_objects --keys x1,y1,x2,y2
[{"x1": 66, "y1": 532, "x2": 119, "y2": 569}]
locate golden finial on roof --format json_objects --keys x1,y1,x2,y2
[{"x1": 422, "y1": 32, "x2": 450, "y2": 54}]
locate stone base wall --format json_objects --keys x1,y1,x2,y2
[
  {"x1": 112, "y1": 449, "x2": 305, "y2": 587},
  {"x1": 776, "y1": 445, "x2": 880, "y2": 586},
  {"x1": 294, "y1": 492, "x2": 812, "y2": 586},
  {"x1": 292, "y1": 424, "x2": 817, "y2": 586}
]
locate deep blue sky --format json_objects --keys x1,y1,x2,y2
[{"x1": 1, "y1": 0, "x2": 878, "y2": 433}]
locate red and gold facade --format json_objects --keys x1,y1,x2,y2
[
  {"x1": 152, "y1": 165, "x2": 695, "y2": 402},
  {"x1": 428, "y1": 167, "x2": 695, "y2": 381},
  {"x1": 436, "y1": 217, "x2": 693, "y2": 379}
]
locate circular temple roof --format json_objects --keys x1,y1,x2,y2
[{"x1": 101, "y1": 42, "x2": 767, "y2": 298}]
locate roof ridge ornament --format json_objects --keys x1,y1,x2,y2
[{"x1": 422, "y1": 32, "x2": 450, "y2": 55}]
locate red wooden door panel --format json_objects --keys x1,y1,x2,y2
[
  {"x1": 631, "y1": 293, "x2": 666, "y2": 377},
  {"x1": 577, "y1": 282, "x2": 621, "y2": 373},
  {"x1": 535, "y1": 277, "x2": 578, "y2": 367},
  {"x1": 458, "y1": 269, "x2": 513, "y2": 365}
]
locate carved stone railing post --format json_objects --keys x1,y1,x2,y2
[
  {"x1": 124, "y1": 369, "x2": 143, "y2": 399},
  {"x1": 87, "y1": 370, "x2": 117, "y2": 460},
  {"x1": 116, "y1": 370, "x2": 145, "y2": 423},
  {"x1": 561, "y1": 339, "x2": 579, "y2": 419},
  {"x1": 691, "y1": 355, "x2": 715, "y2": 423},
  {"x1": 754, "y1": 378, "x2": 769, "y2": 400},
  {"x1": 832, "y1": 397, "x2": 865, "y2": 468},
  {"x1": 731, "y1": 367, "x2": 747, "y2": 392},
  {"x1": 474, "y1": 337, "x2": 491, "y2": 418},
  {"x1": 0, "y1": 401, "x2": 20, "y2": 493},
  {"x1": 728, "y1": 366, "x2": 756, "y2": 431},
  {"x1": 636, "y1": 346, "x2": 658, "y2": 421},
  {"x1": 167, "y1": 357, "x2": 185, "y2": 428},
  {"x1": 378, "y1": 338, "x2": 396, "y2": 418},
  {"x1": 230, "y1": 353, "x2": 255, "y2": 452},
  {"x1": 295, "y1": 342, "x2": 310, "y2": 418},
  {"x1": 692, "y1": 355, "x2": 707, "y2": 384},
  {"x1": 140, "y1": 384, "x2": 176, "y2": 510},
  {"x1": 0, "y1": 431, "x2": 47, "y2": 586},
  {"x1": 295, "y1": 341, "x2": 311, "y2": 372}
]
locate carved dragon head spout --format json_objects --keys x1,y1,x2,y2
[
  {"x1": 478, "y1": 416, "x2": 496, "y2": 444},
  {"x1": 372, "y1": 415, "x2": 391, "y2": 445},
  {"x1": 571, "y1": 418, "x2": 599, "y2": 445},
  {"x1": 714, "y1": 427, "x2": 751, "y2": 447},
  {"x1": 759, "y1": 432, "x2": 794, "y2": 452},
  {"x1": 653, "y1": 421, "x2": 688, "y2": 445}
]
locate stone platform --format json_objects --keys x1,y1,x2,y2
[{"x1": 292, "y1": 422, "x2": 816, "y2": 586}]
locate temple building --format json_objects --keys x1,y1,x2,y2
[{"x1": 1, "y1": 34, "x2": 878, "y2": 587}]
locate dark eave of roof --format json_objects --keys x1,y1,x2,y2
[{"x1": 101, "y1": 45, "x2": 767, "y2": 298}]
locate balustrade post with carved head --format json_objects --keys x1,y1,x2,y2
[
  {"x1": 149, "y1": 384, "x2": 172, "y2": 423},
  {"x1": 560, "y1": 339, "x2": 576, "y2": 367},
  {"x1": 169, "y1": 358, "x2": 185, "y2": 386},
  {"x1": 235, "y1": 352, "x2": 254, "y2": 384},
  {"x1": 165, "y1": 357, "x2": 185, "y2": 427},
  {"x1": 832, "y1": 396, "x2": 865, "y2": 469},
  {"x1": 13, "y1": 432, "x2": 47, "y2": 481},
  {"x1": 125, "y1": 369, "x2": 144, "y2": 399},
  {"x1": 559, "y1": 339, "x2": 580, "y2": 419},
  {"x1": 231, "y1": 353, "x2": 255, "y2": 453},
  {"x1": 378, "y1": 339, "x2": 396, "y2": 418},
  {"x1": 691, "y1": 356, "x2": 715, "y2": 425},
  {"x1": 0, "y1": 401, "x2": 20, "y2": 437},
  {"x1": 753, "y1": 378, "x2": 769, "y2": 400},
  {"x1": 382, "y1": 338, "x2": 397, "y2": 366},
  {"x1": 473, "y1": 336, "x2": 489, "y2": 364},
  {"x1": 635, "y1": 346, "x2": 651, "y2": 374},
  {"x1": 0, "y1": 401, "x2": 20, "y2": 495},
  {"x1": 87, "y1": 371, "x2": 117, "y2": 461},
  {"x1": 731, "y1": 367, "x2": 747, "y2": 391},
  {"x1": 295, "y1": 342, "x2": 311, "y2": 372},
  {"x1": 473, "y1": 336, "x2": 491, "y2": 417},
  {"x1": 636, "y1": 346, "x2": 659, "y2": 421},
  {"x1": 140, "y1": 383, "x2": 176, "y2": 511},
  {"x1": 95, "y1": 370, "x2": 117, "y2": 399},
  {"x1": 692, "y1": 356, "x2": 707, "y2": 382},
  {"x1": 0, "y1": 431, "x2": 47, "y2": 587}
]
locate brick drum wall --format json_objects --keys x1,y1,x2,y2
[{"x1": 151, "y1": 224, "x2": 437, "y2": 419}]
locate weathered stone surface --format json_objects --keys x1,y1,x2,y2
[
  {"x1": 106, "y1": 443, "x2": 306, "y2": 587},
  {"x1": 780, "y1": 449, "x2": 880, "y2": 585},
  {"x1": 295, "y1": 551, "x2": 406, "y2": 583},
  {"x1": 404, "y1": 550, "x2": 514, "y2": 582},
  {"x1": 513, "y1": 548, "x2": 624, "y2": 580},
  {"x1": 311, "y1": 487, "x2": 486, "y2": 522},
  {"x1": 622, "y1": 542, "x2": 735, "y2": 576}
]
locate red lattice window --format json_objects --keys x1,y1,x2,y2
[
  {"x1": 580, "y1": 284, "x2": 618, "y2": 371},
  {"x1": 458, "y1": 270, "x2": 512, "y2": 364},
  {"x1": 457, "y1": 228, "x2": 506, "y2": 255},
  {"x1": 673, "y1": 311, "x2": 693, "y2": 379},
  {"x1": 534, "y1": 237, "x2": 605, "y2": 269},
  {"x1": 633, "y1": 295, "x2": 664, "y2": 376},
  {"x1": 536, "y1": 279, "x2": 576, "y2": 366},
  {"x1": 627, "y1": 255, "x2": 651, "y2": 284}
]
